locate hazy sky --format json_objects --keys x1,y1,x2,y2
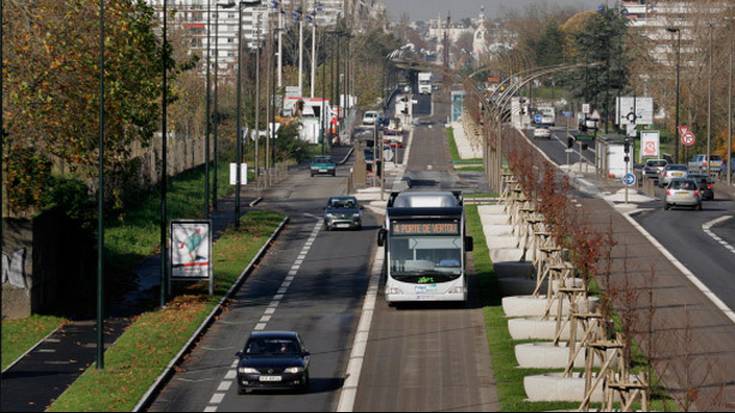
[{"x1": 384, "y1": 0, "x2": 603, "y2": 21}]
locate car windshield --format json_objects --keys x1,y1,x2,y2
[
  {"x1": 389, "y1": 235, "x2": 462, "y2": 283},
  {"x1": 711, "y1": 156, "x2": 722, "y2": 161},
  {"x1": 245, "y1": 337, "x2": 300, "y2": 356},
  {"x1": 313, "y1": 156, "x2": 332, "y2": 163},
  {"x1": 647, "y1": 160, "x2": 666, "y2": 167},
  {"x1": 670, "y1": 180, "x2": 697, "y2": 190},
  {"x1": 329, "y1": 198, "x2": 357, "y2": 209},
  {"x1": 668, "y1": 165, "x2": 687, "y2": 171}
]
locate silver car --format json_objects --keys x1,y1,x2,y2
[
  {"x1": 664, "y1": 179, "x2": 702, "y2": 211},
  {"x1": 659, "y1": 164, "x2": 688, "y2": 187}
]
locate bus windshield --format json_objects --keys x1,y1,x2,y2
[{"x1": 389, "y1": 235, "x2": 462, "y2": 283}]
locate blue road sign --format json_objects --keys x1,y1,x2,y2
[
  {"x1": 534, "y1": 114, "x2": 543, "y2": 124},
  {"x1": 622, "y1": 173, "x2": 637, "y2": 187}
]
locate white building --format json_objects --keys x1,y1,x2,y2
[
  {"x1": 622, "y1": 1, "x2": 732, "y2": 65},
  {"x1": 146, "y1": 0, "x2": 383, "y2": 74}
]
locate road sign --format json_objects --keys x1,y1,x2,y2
[
  {"x1": 170, "y1": 220, "x2": 212, "y2": 281},
  {"x1": 229, "y1": 163, "x2": 249, "y2": 185},
  {"x1": 582, "y1": 103, "x2": 590, "y2": 114},
  {"x1": 626, "y1": 123, "x2": 637, "y2": 138},
  {"x1": 640, "y1": 130, "x2": 660, "y2": 159},
  {"x1": 678, "y1": 125, "x2": 696, "y2": 147},
  {"x1": 622, "y1": 173, "x2": 637, "y2": 187},
  {"x1": 534, "y1": 113, "x2": 543, "y2": 124},
  {"x1": 616, "y1": 97, "x2": 654, "y2": 125}
]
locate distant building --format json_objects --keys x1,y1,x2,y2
[
  {"x1": 146, "y1": 0, "x2": 384, "y2": 75},
  {"x1": 621, "y1": 0, "x2": 732, "y2": 65}
]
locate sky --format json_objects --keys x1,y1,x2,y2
[{"x1": 384, "y1": 0, "x2": 603, "y2": 21}]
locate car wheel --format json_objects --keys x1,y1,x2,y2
[
  {"x1": 238, "y1": 386, "x2": 249, "y2": 395},
  {"x1": 664, "y1": 203, "x2": 670, "y2": 211}
]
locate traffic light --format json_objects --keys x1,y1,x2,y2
[
  {"x1": 624, "y1": 139, "x2": 631, "y2": 154},
  {"x1": 567, "y1": 137, "x2": 574, "y2": 149}
]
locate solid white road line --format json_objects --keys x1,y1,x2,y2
[
  {"x1": 703, "y1": 216, "x2": 735, "y2": 256},
  {"x1": 624, "y1": 210, "x2": 735, "y2": 324},
  {"x1": 336, "y1": 245, "x2": 383, "y2": 412}
]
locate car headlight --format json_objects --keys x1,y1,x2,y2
[
  {"x1": 353, "y1": 213, "x2": 361, "y2": 218},
  {"x1": 239, "y1": 367, "x2": 259, "y2": 374},
  {"x1": 284, "y1": 367, "x2": 304, "y2": 374},
  {"x1": 326, "y1": 213, "x2": 335, "y2": 219}
]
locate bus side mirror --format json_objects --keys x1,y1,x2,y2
[
  {"x1": 465, "y1": 236, "x2": 474, "y2": 252},
  {"x1": 377, "y1": 228, "x2": 386, "y2": 247}
]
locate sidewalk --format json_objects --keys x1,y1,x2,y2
[{"x1": 0, "y1": 146, "x2": 351, "y2": 412}]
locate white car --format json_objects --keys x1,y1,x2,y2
[
  {"x1": 362, "y1": 111, "x2": 379, "y2": 126},
  {"x1": 533, "y1": 127, "x2": 551, "y2": 139}
]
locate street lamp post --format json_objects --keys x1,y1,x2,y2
[
  {"x1": 205, "y1": 0, "x2": 212, "y2": 218},
  {"x1": 214, "y1": 2, "x2": 238, "y2": 210},
  {"x1": 235, "y1": 1, "x2": 244, "y2": 229},
  {"x1": 96, "y1": 0, "x2": 106, "y2": 370},
  {"x1": 707, "y1": 23, "x2": 713, "y2": 173},
  {"x1": 160, "y1": 0, "x2": 169, "y2": 307},
  {"x1": 667, "y1": 27, "x2": 681, "y2": 164},
  {"x1": 254, "y1": 13, "x2": 261, "y2": 189}
]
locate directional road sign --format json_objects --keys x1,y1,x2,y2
[{"x1": 622, "y1": 173, "x2": 637, "y2": 187}]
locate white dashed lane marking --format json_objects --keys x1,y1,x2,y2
[
  {"x1": 203, "y1": 219, "x2": 322, "y2": 412},
  {"x1": 703, "y1": 216, "x2": 735, "y2": 257}
]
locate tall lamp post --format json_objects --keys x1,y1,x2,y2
[
  {"x1": 729, "y1": 30, "x2": 733, "y2": 186},
  {"x1": 707, "y1": 23, "x2": 713, "y2": 171},
  {"x1": 160, "y1": 0, "x2": 169, "y2": 307},
  {"x1": 667, "y1": 27, "x2": 681, "y2": 164},
  {"x1": 96, "y1": 0, "x2": 106, "y2": 370},
  {"x1": 234, "y1": 0, "x2": 263, "y2": 229},
  {"x1": 204, "y1": 0, "x2": 212, "y2": 218},
  {"x1": 214, "y1": 2, "x2": 238, "y2": 210}
]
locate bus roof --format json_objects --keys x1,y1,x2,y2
[{"x1": 389, "y1": 192, "x2": 461, "y2": 208}]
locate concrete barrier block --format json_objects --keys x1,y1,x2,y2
[
  {"x1": 508, "y1": 317, "x2": 584, "y2": 341},
  {"x1": 515, "y1": 342, "x2": 588, "y2": 369}
]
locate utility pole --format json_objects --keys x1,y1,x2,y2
[
  {"x1": 298, "y1": 0, "x2": 304, "y2": 96},
  {"x1": 160, "y1": 0, "x2": 169, "y2": 307},
  {"x1": 707, "y1": 23, "x2": 713, "y2": 174},
  {"x1": 96, "y1": 0, "x2": 106, "y2": 370},
  {"x1": 277, "y1": 2, "x2": 283, "y2": 89},
  {"x1": 204, "y1": 0, "x2": 211, "y2": 218},
  {"x1": 729, "y1": 32, "x2": 733, "y2": 185},
  {"x1": 310, "y1": 11, "x2": 317, "y2": 98},
  {"x1": 235, "y1": 1, "x2": 244, "y2": 229},
  {"x1": 264, "y1": 10, "x2": 272, "y2": 188},
  {"x1": 255, "y1": 13, "x2": 261, "y2": 188},
  {"x1": 668, "y1": 27, "x2": 681, "y2": 164}
]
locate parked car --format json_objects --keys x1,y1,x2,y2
[
  {"x1": 533, "y1": 127, "x2": 552, "y2": 139},
  {"x1": 236, "y1": 331, "x2": 310, "y2": 394},
  {"x1": 323, "y1": 196, "x2": 362, "y2": 230},
  {"x1": 362, "y1": 111, "x2": 380, "y2": 126},
  {"x1": 688, "y1": 154, "x2": 723, "y2": 174},
  {"x1": 643, "y1": 159, "x2": 668, "y2": 181},
  {"x1": 310, "y1": 155, "x2": 336, "y2": 177},
  {"x1": 687, "y1": 173, "x2": 715, "y2": 201},
  {"x1": 664, "y1": 178, "x2": 702, "y2": 210},
  {"x1": 659, "y1": 164, "x2": 688, "y2": 187}
]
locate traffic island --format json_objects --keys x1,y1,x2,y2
[{"x1": 47, "y1": 211, "x2": 286, "y2": 412}]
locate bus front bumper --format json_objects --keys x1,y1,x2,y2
[{"x1": 385, "y1": 286, "x2": 467, "y2": 303}]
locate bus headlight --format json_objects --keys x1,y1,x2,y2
[
  {"x1": 387, "y1": 288, "x2": 403, "y2": 295},
  {"x1": 449, "y1": 286, "x2": 464, "y2": 294}
]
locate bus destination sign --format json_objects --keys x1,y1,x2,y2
[{"x1": 391, "y1": 221, "x2": 459, "y2": 235}]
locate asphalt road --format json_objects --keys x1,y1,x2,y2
[
  {"x1": 526, "y1": 122, "x2": 735, "y2": 326},
  {"x1": 352, "y1": 89, "x2": 499, "y2": 411},
  {"x1": 524, "y1": 127, "x2": 595, "y2": 166},
  {"x1": 635, "y1": 193, "x2": 735, "y2": 310},
  {"x1": 148, "y1": 152, "x2": 377, "y2": 412}
]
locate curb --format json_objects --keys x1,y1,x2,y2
[
  {"x1": 338, "y1": 146, "x2": 355, "y2": 166},
  {"x1": 132, "y1": 216, "x2": 289, "y2": 412},
  {"x1": 248, "y1": 197, "x2": 263, "y2": 207},
  {"x1": 1, "y1": 323, "x2": 65, "y2": 374}
]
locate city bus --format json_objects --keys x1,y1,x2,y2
[{"x1": 377, "y1": 191, "x2": 473, "y2": 303}]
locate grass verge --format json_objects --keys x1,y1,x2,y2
[
  {"x1": 105, "y1": 161, "x2": 235, "y2": 284},
  {"x1": 467, "y1": 205, "x2": 579, "y2": 411},
  {"x1": 447, "y1": 127, "x2": 461, "y2": 162},
  {"x1": 47, "y1": 210, "x2": 285, "y2": 412},
  {"x1": 467, "y1": 206, "x2": 673, "y2": 411},
  {"x1": 1, "y1": 315, "x2": 66, "y2": 371}
]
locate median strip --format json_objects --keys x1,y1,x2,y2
[{"x1": 47, "y1": 211, "x2": 287, "y2": 412}]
